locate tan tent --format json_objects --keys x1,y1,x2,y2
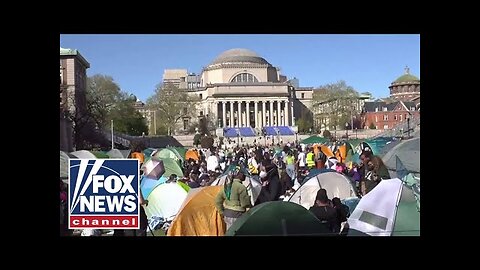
[{"x1": 167, "y1": 186, "x2": 225, "y2": 236}]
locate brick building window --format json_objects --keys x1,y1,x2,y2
[
  {"x1": 383, "y1": 124, "x2": 389, "y2": 129},
  {"x1": 375, "y1": 116, "x2": 378, "y2": 122},
  {"x1": 383, "y1": 107, "x2": 387, "y2": 112},
  {"x1": 400, "y1": 114, "x2": 403, "y2": 121},
  {"x1": 394, "y1": 115, "x2": 398, "y2": 120},
  {"x1": 383, "y1": 115, "x2": 388, "y2": 121}
]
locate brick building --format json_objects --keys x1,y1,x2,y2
[
  {"x1": 361, "y1": 101, "x2": 419, "y2": 130},
  {"x1": 60, "y1": 47, "x2": 90, "y2": 151}
]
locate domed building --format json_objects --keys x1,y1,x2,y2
[
  {"x1": 167, "y1": 48, "x2": 313, "y2": 136},
  {"x1": 389, "y1": 66, "x2": 420, "y2": 102}
]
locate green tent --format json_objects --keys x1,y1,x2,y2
[
  {"x1": 90, "y1": 151, "x2": 110, "y2": 159},
  {"x1": 226, "y1": 201, "x2": 331, "y2": 236},
  {"x1": 300, "y1": 135, "x2": 329, "y2": 145},
  {"x1": 171, "y1": 147, "x2": 187, "y2": 161},
  {"x1": 347, "y1": 178, "x2": 420, "y2": 236},
  {"x1": 154, "y1": 148, "x2": 184, "y2": 166},
  {"x1": 160, "y1": 157, "x2": 184, "y2": 178}
]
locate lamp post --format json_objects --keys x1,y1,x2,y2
[
  {"x1": 345, "y1": 122, "x2": 349, "y2": 140},
  {"x1": 355, "y1": 127, "x2": 358, "y2": 139},
  {"x1": 407, "y1": 115, "x2": 411, "y2": 138},
  {"x1": 111, "y1": 119, "x2": 114, "y2": 150}
]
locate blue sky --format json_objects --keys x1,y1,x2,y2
[{"x1": 60, "y1": 34, "x2": 420, "y2": 101}]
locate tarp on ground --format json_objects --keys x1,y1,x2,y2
[
  {"x1": 167, "y1": 186, "x2": 225, "y2": 236},
  {"x1": 145, "y1": 182, "x2": 188, "y2": 221},
  {"x1": 107, "y1": 149, "x2": 129, "y2": 159},
  {"x1": 60, "y1": 151, "x2": 77, "y2": 180},
  {"x1": 70, "y1": 150, "x2": 97, "y2": 159},
  {"x1": 225, "y1": 201, "x2": 331, "y2": 236},
  {"x1": 382, "y1": 137, "x2": 420, "y2": 174},
  {"x1": 287, "y1": 169, "x2": 357, "y2": 209},
  {"x1": 347, "y1": 178, "x2": 420, "y2": 236}
]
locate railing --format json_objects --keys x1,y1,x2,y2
[
  {"x1": 373, "y1": 115, "x2": 420, "y2": 138},
  {"x1": 102, "y1": 130, "x2": 132, "y2": 147}
]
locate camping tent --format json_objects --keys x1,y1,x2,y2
[
  {"x1": 382, "y1": 137, "x2": 420, "y2": 176},
  {"x1": 140, "y1": 176, "x2": 168, "y2": 199},
  {"x1": 90, "y1": 151, "x2": 110, "y2": 158},
  {"x1": 154, "y1": 148, "x2": 184, "y2": 166},
  {"x1": 107, "y1": 149, "x2": 130, "y2": 159},
  {"x1": 347, "y1": 178, "x2": 420, "y2": 236},
  {"x1": 160, "y1": 158, "x2": 184, "y2": 178},
  {"x1": 144, "y1": 182, "x2": 188, "y2": 221},
  {"x1": 70, "y1": 150, "x2": 97, "y2": 159},
  {"x1": 287, "y1": 169, "x2": 357, "y2": 209},
  {"x1": 225, "y1": 201, "x2": 331, "y2": 236},
  {"x1": 300, "y1": 135, "x2": 329, "y2": 145},
  {"x1": 185, "y1": 149, "x2": 200, "y2": 161},
  {"x1": 60, "y1": 151, "x2": 77, "y2": 180},
  {"x1": 167, "y1": 186, "x2": 225, "y2": 236}
]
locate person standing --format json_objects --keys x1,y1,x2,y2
[{"x1": 215, "y1": 168, "x2": 252, "y2": 231}]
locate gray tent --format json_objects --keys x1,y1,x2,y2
[
  {"x1": 107, "y1": 149, "x2": 130, "y2": 158},
  {"x1": 382, "y1": 137, "x2": 420, "y2": 178},
  {"x1": 60, "y1": 151, "x2": 77, "y2": 180}
]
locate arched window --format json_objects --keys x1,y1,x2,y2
[{"x1": 231, "y1": 73, "x2": 259, "y2": 83}]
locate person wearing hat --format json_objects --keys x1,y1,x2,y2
[
  {"x1": 309, "y1": 188, "x2": 339, "y2": 234},
  {"x1": 215, "y1": 167, "x2": 252, "y2": 231}
]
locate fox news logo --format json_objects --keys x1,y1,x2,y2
[{"x1": 69, "y1": 159, "x2": 140, "y2": 229}]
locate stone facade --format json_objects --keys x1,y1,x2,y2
[
  {"x1": 163, "y1": 48, "x2": 314, "y2": 134},
  {"x1": 60, "y1": 47, "x2": 90, "y2": 151}
]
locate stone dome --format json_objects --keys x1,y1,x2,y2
[
  {"x1": 210, "y1": 48, "x2": 271, "y2": 65},
  {"x1": 393, "y1": 67, "x2": 419, "y2": 84}
]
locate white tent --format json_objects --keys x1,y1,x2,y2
[
  {"x1": 287, "y1": 170, "x2": 357, "y2": 209},
  {"x1": 107, "y1": 149, "x2": 130, "y2": 158},
  {"x1": 145, "y1": 183, "x2": 188, "y2": 221},
  {"x1": 60, "y1": 151, "x2": 76, "y2": 180},
  {"x1": 348, "y1": 178, "x2": 402, "y2": 236},
  {"x1": 70, "y1": 150, "x2": 96, "y2": 159}
]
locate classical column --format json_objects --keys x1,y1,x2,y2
[
  {"x1": 222, "y1": 101, "x2": 226, "y2": 127},
  {"x1": 238, "y1": 101, "x2": 242, "y2": 127},
  {"x1": 262, "y1": 101, "x2": 266, "y2": 128},
  {"x1": 254, "y1": 101, "x2": 258, "y2": 128},
  {"x1": 277, "y1": 100, "x2": 281, "y2": 126},
  {"x1": 269, "y1": 100, "x2": 274, "y2": 126},
  {"x1": 246, "y1": 101, "x2": 250, "y2": 127},
  {"x1": 290, "y1": 100, "x2": 295, "y2": 126},
  {"x1": 230, "y1": 101, "x2": 234, "y2": 127},
  {"x1": 284, "y1": 100, "x2": 289, "y2": 126}
]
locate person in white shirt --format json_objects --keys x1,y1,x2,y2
[
  {"x1": 297, "y1": 150, "x2": 306, "y2": 170},
  {"x1": 207, "y1": 151, "x2": 219, "y2": 172}
]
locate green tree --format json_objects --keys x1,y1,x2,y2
[
  {"x1": 146, "y1": 83, "x2": 199, "y2": 135},
  {"x1": 109, "y1": 94, "x2": 148, "y2": 136},
  {"x1": 297, "y1": 118, "x2": 313, "y2": 133},
  {"x1": 86, "y1": 74, "x2": 124, "y2": 129},
  {"x1": 313, "y1": 80, "x2": 360, "y2": 131},
  {"x1": 369, "y1": 122, "x2": 376, "y2": 129}
]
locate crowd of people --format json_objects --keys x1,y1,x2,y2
[{"x1": 60, "y1": 140, "x2": 391, "y2": 236}]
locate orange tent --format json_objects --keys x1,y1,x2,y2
[
  {"x1": 314, "y1": 144, "x2": 334, "y2": 158},
  {"x1": 185, "y1": 149, "x2": 200, "y2": 161},
  {"x1": 167, "y1": 186, "x2": 226, "y2": 236},
  {"x1": 335, "y1": 144, "x2": 347, "y2": 163}
]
